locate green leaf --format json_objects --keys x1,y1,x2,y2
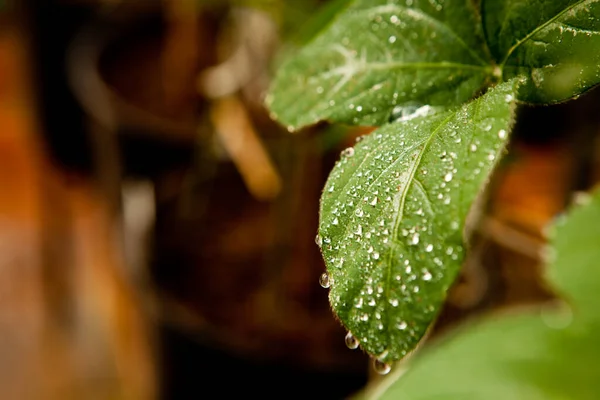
[
  {"x1": 266, "y1": 0, "x2": 494, "y2": 131},
  {"x1": 317, "y1": 80, "x2": 516, "y2": 363},
  {"x1": 373, "y1": 189, "x2": 600, "y2": 399},
  {"x1": 483, "y1": 0, "x2": 600, "y2": 103},
  {"x1": 546, "y1": 191, "x2": 600, "y2": 315}
]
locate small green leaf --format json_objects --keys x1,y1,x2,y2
[
  {"x1": 266, "y1": 0, "x2": 494, "y2": 131},
  {"x1": 374, "y1": 189, "x2": 600, "y2": 399},
  {"x1": 546, "y1": 191, "x2": 600, "y2": 315},
  {"x1": 483, "y1": 0, "x2": 600, "y2": 103},
  {"x1": 317, "y1": 81, "x2": 516, "y2": 362}
]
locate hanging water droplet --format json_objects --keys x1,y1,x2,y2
[
  {"x1": 370, "y1": 197, "x2": 378, "y2": 206},
  {"x1": 319, "y1": 273, "x2": 330, "y2": 288},
  {"x1": 423, "y1": 271, "x2": 432, "y2": 281},
  {"x1": 373, "y1": 359, "x2": 391, "y2": 375},
  {"x1": 444, "y1": 172, "x2": 453, "y2": 182},
  {"x1": 356, "y1": 105, "x2": 363, "y2": 112},
  {"x1": 332, "y1": 217, "x2": 339, "y2": 225},
  {"x1": 355, "y1": 225, "x2": 363, "y2": 236},
  {"x1": 342, "y1": 147, "x2": 355, "y2": 157},
  {"x1": 425, "y1": 244, "x2": 433, "y2": 252},
  {"x1": 470, "y1": 143, "x2": 478, "y2": 152},
  {"x1": 398, "y1": 321, "x2": 407, "y2": 330},
  {"x1": 355, "y1": 209, "x2": 364, "y2": 217},
  {"x1": 360, "y1": 314, "x2": 369, "y2": 322},
  {"x1": 390, "y1": 298, "x2": 399, "y2": 307},
  {"x1": 505, "y1": 94, "x2": 514, "y2": 102},
  {"x1": 345, "y1": 332, "x2": 359, "y2": 350},
  {"x1": 315, "y1": 234, "x2": 322, "y2": 246},
  {"x1": 388, "y1": 35, "x2": 397, "y2": 44},
  {"x1": 498, "y1": 129, "x2": 507, "y2": 139}
]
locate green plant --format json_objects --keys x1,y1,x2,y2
[{"x1": 265, "y1": 0, "x2": 600, "y2": 390}]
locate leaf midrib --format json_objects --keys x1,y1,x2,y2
[{"x1": 383, "y1": 113, "x2": 454, "y2": 352}]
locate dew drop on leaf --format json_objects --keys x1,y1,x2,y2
[
  {"x1": 319, "y1": 273, "x2": 330, "y2": 288},
  {"x1": 345, "y1": 332, "x2": 359, "y2": 350},
  {"x1": 315, "y1": 234, "x2": 322, "y2": 247},
  {"x1": 373, "y1": 359, "x2": 392, "y2": 375},
  {"x1": 410, "y1": 232, "x2": 420, "y2": 245},
  {"x1": 342, "y1": 147, "x2": 355, "y2": 157}
]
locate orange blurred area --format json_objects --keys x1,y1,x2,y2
[{"x1": 0, "y1": 1, "x2": 599, "y2": 399}]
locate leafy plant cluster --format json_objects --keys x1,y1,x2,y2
[{"x1": 265, "y1": 0, "x2": 600, "y2": 397}]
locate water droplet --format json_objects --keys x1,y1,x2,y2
[
  {"x1": 355, "y1": 225, "x2": 363, "y2": 236},
  {"x1": 390, "y1": 15, "x2": 399, "y2": 24},
  {"x1": 388, "y1": 35, "x2": 397, "y2": 44},
  {"x1": 425, "y1": 244, "x2": 433, "y2": 252},
  {"x1": 398, "y1": 321, "x2": 407, "y2": 330},
  {"x1": 373, "y1": 359, "x2": 392, "y2": 375},
  {"x1": 316, "y1": 86, "x2": 324, "y2": 94},
  {"x1": 342, "y1": 147, "x2": 355, "y2": 158},
  {"x1": 390, "y1": 298, "x2": 399, "y2": 307},
  {"x1": 355, "y1": 298, "x2": 364, "y2": 308},
  {"x1": 370, "y1": 197, "x2": 378, "y2": 206},
  {"x1": 356, "y1": 105, "x2": 363, "y2": 112},
  {"x1": 315, "y1": 234, "x2": 322, "y2": 246},
  {"x1": 319, "y1": 273, "x2": 330, "y2": 288},
  {"x1": 505, "y1": 94, "x2": 514, "y2": 102},
  {"x1": 470, "y1": 143, "x2": 478, "y2": 152},
  {"x1": 488, "y1": 152, "x2": 496, "y2": 161},
  {"x1": 332, "y1": 217, "x2": 339, "y2": 225},
  {"x1": 423, "y1": 271, "x2": 432, "y2": 281},
  {"x1": 444, "y1": 172, "x2": 453, "y2": 182},
  {"x1": 345, "y1": 332, "x2": 359, "y2": 350},
  {"x1": 410, "y1": 232, "x2": 420, "y2": 245},
  {"x1": 372, "y1": 252, "x2": 380, "y2": 260},
  {"x1": 360, "y1": 314, "x2": 369, "y2": 322},
  {"x1": 287, "y1": 125, "x2": 295, "y2": 133},
  {"x1": 498, "y1": 129, "x2": 507, "y2": 139}
]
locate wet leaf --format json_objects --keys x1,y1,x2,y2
[
  {"x1": 266, "y1": 0, "x2": 494, "y2": 131},
  {"x1": 317, "y1": 81, "x2": 516, "y2": 362},
  {"x1": 373, "y1": 189, "x2": 600, "y2": 399},
  {"x1": 483, "y1": 0, "x2": 600, "y2": 103}
]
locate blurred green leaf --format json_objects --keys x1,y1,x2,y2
[
  {"x1": 266, "y1": 0, "x2": 494, "y2": 131},
  {"x1": 317, "y1": 80, "x2": 516, "y2": 363},
  {"x1": 483, "y1": 0, "x2": 600, "y2": 103}
]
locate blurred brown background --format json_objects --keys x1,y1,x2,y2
[{"x1": 1, "y1": 0, "x2": 600, "y2": 399}]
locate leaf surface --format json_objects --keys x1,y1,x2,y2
[
  {"x1": 318, "y1": 81, "x2": 516, "y2": 362},
  {"x1": 267, "y1": 0, "x2": 494, "y2": 130}
]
